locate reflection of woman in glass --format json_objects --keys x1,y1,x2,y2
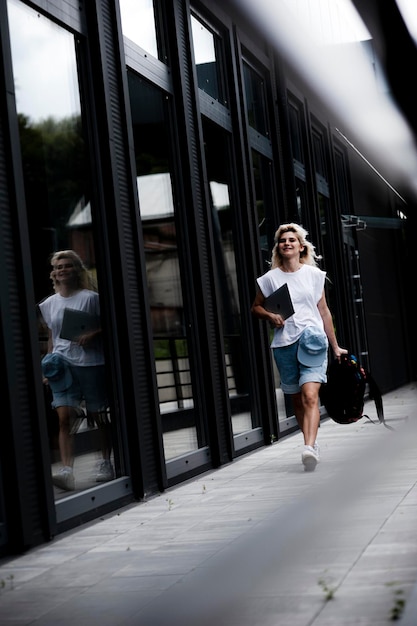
[{"x1": 38, "y1": 250, "x2": 113, "y2": 491}]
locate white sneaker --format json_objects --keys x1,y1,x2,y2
[
  {"x1": 302, "y1": 445, "x2": 319, "y2": 472},
  {"x1": 52, "y1": 466, "x2": 75, "y2": 490},
  {"x1": 313, "y1": 441, "x2": 321, "y2": 461},
  {"x1": 96, "y1": 460, "x2": 114, "y2": 483}
]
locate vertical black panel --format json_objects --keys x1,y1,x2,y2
[{"x1": 0, "y1": 0, "x2": 56, "y2": 553}]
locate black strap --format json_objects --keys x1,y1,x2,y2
[{"x1": 364, "y1": 369, "x2": 395, "y2": 431}]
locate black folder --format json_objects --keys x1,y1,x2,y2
[{"x1": 263, "y1": 283, "x2": 294, "y2": 319}]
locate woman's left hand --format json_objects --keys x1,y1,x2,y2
[{"x1": 333, "y1": 346, "x2": 349, "y2": 361}]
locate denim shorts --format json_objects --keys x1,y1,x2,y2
[
  {"x1": 51, "y1": 364, "x2": 107, "y2": 412},
  {"x1": 273, "y1": 341, "x2": 328, "y2": 394}
]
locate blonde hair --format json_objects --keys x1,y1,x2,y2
[
  {"x1": 271, "y1": 223, "x2": 322, "y2": 269},
  {"x1": 49, "y1": 250, "x2": 97, "y2": 292}
]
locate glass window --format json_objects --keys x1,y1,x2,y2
[
  {"x1": 334, "y1": 147, "x2": 350, "y2": 215},
  {"x1": 203, "y1": 119, "x2": 259, "y2": 437},
  {"x1": 295, "y1": 178, "x2": 307, "y2": 224},
  {"x1": 8, "y1": 0, "x2": 119, "y2": 498},
  {"x1": 119, "y1": 0, "x2": 159, "y2": 60},
  {"x1": 127, "y1": 72, "x2": 204, "y2": 461},
  {"x1": 312, "y1": 127, "x2": 331, "y2": 259},
  {"x1": 251, "y1": 150, "x2": 288, "y2": 423},
  {"x1": 288, "y1": 100, "x2": 304, "y2": 163},
  {"x1": 243, "y1": 61, "x2": 269, "y2": 137},
  {"x1": 252, "y1": 150, "x2": 274, "y2": 269},
  {"x1": 312, "y1": 128, "x2": 328, "y2": 179},
  {"x1": 287, "y1": 96, "x2": 308, "y2": 223},
  {"x1": 190, "y1": 14, "x2": 226, "y2": 105},
  {"x1": 311, "y1": 127, "x2": 338, "y2": 321}
]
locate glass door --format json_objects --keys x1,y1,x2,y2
[
  {"x1": 7, "y1": 0, "x2": 121, "y2": 499},
  {"x1": 202, "y1": 118, "x2": 262, "y2": 447},
  {"x1": 127, "y1": 72, "x2": 209, "y2": 471}
]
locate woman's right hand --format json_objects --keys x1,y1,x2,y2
[{"x1": 269, "y1": 313, "x2": 285, "y2": 328}]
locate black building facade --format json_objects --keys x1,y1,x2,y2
[{"x1": 0, "y1": 0, "x2": 415, "y2": 556}]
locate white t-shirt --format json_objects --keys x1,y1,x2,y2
[
  {"x1": 256, "y1": 264, "x2": 326, "y2": 348},
  {"x1": 38, "y1": 289, "x2": 104, "y2": 366}
]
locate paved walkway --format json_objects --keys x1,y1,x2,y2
[{"x1": 0, "y1": 383, "x2": 416, "y2": 625}]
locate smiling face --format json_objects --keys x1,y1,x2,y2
[
  {"x1": 277, "y1": 230, "x2": 304, "y2": 261},
  {"x1": 49, "y1": 251, "x2": 84, "y2": 292},
  {"x1": 52, "y1": 257, "x2": 77, "y2": 283},
  {"x1": 271, "y1": 223, "x2": 318, "y2": 269}
]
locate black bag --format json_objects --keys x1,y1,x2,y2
[{"x1": 320, "y1": 353, "x2": 393, "y2": 430}]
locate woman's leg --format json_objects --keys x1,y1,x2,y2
[
  {"x1": 299, "y1": 381, "x2": 321, "y2": 447},
  {"x1": 52, "y1": 405, "x2": 78, "y2": 490},
  {"x1": 92, "y1": 411, "x2": 114, "y2": 482},
  {"x1": 294, "y1": 382, "x2": 321, "y2": 471},
  {"x1": 291, "y1": 392, "x2": 304, "y2": 432},
  {"x1": 56, "y1": 405, "x2": 76, "y2": 467}
]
